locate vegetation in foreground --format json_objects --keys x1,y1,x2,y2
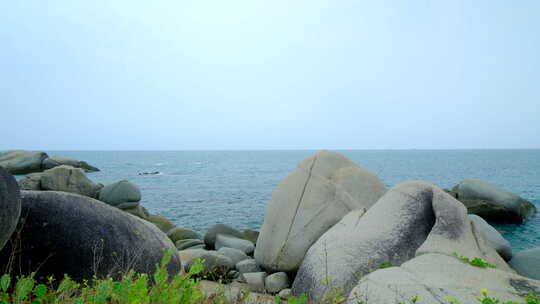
[{"x1": 0, "y1": 251, "x2": 537, "y2": 304}]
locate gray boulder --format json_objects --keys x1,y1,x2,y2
[
  {"x1": 509, "y1": 248, "x2": 540, "y2": 280},
  {"x1": 241, "y1": 229, "x2": 259, "y2": 245},
  {"x1": 292, "y1": 181, "x2": 511, "y2": 302},
  {"x1": 167, "y1": 227, "x2": 201, "y2": 243},
  {"x1": 0, "y1": 150, "x2": 48, "y2": 174},
  {"x1": 0, "y1": 169, "x2": 22, "y2": 252},
  {"x1": 122, "y1": 205, "x2": 150, "y2": 220},
  {"x1": 17, "y1": 172, "x2": 41, "y2": 190},
  {"x1": 243, "y1": 272, "x2": 267, "y2": 293},
  {"x1": 175, "y1": 239, "x2": 204, "y2": 250},
  {"x1": 265, "y1": 272, "x2": 290, "y2": 293},
  {"x1": 204, "y1": 224, "x2": 243, "y2": 249},
  {"x1": 18, "y1": 165, "x2": 103, "y2": 198},
  {"x1": 42, "y1": 157, "x2": 99, "y2": 172},
  {"x1": 255, "y1": 150, "x2": 386, "y2": 272},
  {"x1": 236, "y1": 259, "x2": 261, "y2": 274},
  {"x1": 0, "y1": 191, "x2": 181, "y2": 281},
  {"x1": 99, "y1": 180, "x2": 141, "y2": 208},
  {"x1": 451, "y1": 179, "x2": 536, "y2": 223},
  {"x1": 217, "y1": 247, "x2": 250, "y2": 265},
  {"x1": 469, "y1": 214, "x2": 512, "y2": 261},
  {"x1": 215, "y1": 234, "x2": 255, "y2": 255},
  {"x1": 347, "y1": 253, "x2": 539, "y2": 304},
  {"x1": 147, "y1": 214, "x2": 176, "y2": 233},
  {"x1": 182, "y1": 249, "x2": 234, "y2": 279}
]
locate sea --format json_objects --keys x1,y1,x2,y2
[{"x1": 23, "y1": 150, "x2": 540, "y2": 252}]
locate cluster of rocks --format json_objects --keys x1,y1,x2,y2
[
  {"x1": 1, "y1": 149, "x2": 539, "y2": 303},
  {"x1": 177, "y1": 224, "x2": 293, "y2": 295},
  {"x1": 0, "y1": 168, "x2": 181, "y2": 281},
  {"x1": 0, "y1": 150, "x2": 99, "y2": 174}
]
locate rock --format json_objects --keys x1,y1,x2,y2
[
  {"x1": 241, "y1": 229, "x2": 259, "y2": 245},
  {"x1": 147, "y1": 214, "x2": 176, "y2": 233},
  {"x1": 265, "y1": 272, "x2": 290, "y2": 293},
  {"x1": 28, "y1": 165, "x2": 102, "y2": 198},
  {"x1": 17, "y1": 173, "x2": 42, "y2": 190},
  {"x1": 204, "y1": 224, "x2": 243, "y2": 249},
  {"x1": 99, "y1": 180, "x2": 141, "y2": 208},
  {"x1": 0, "y1": 150, "x2": 48, "y2": 174},
  {"x1": 509, "y1": 248, "x2": 540, "y2": 280},
  {"x1": 217, "y1": 247, "x2": 250, "y2": 265},
  {"x1": 469, "y1": 214, "x2": 512, "y2": 261},
  {"x1": 292, "y1": 181, "x2": 511, "y2": 302},
  {"x1": 42, "y1": 157, "x2": 99, "y2": 172},
  {"x1": 278, "y1": 289, "x2": 292, "y2": 299},
  {"x1": 227, "y1": 270, "x2": 240, "y2": 280},
  {"x1": 243, "y1": 272, "x2": 267, "y2": 293},
  {"x1": 236, "y1": 259, "x2": 261, "y2": 274},
  {"x1": 198, "y1": 280, "x2": 278, "y2": 304},
  {"x1": 167, "y1": 227, "x2": 201, "y2": 243},
  {"x1": 347, "y1": 253, "x2": 539, "y2": 304},
  {"x1": 215, "y1": 234, "x2": 255, "y2": 255},
  {"x1": 0, "y1": 169, "x2": 22, "y2": 251},
  {"x1": 175, "y1": 239, "x2": 205, "y2": 250},
  {"x1": 0, "y1": 191, "x2": 181, "y2": 281},
  {"x1": 451, "y1": 179, "x2": 536, "y2": 223},
  {"x1": 122, "y1": 205, "x2": 150, "y2": 220},
  {"x1": 255, "y1": 150, "x2": 386, "y2": 272},
  {"x1": 182, "y1": 250, "x2": 234, "y2": 279}
]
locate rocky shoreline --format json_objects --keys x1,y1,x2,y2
[{"x1": 0, "y1": 149, "x2": 539, "y2": 303}]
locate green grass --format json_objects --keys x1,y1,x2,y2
[{"x1": 453, "y1": 252, "x2": 496, "y2": 269}]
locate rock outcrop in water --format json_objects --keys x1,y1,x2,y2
[
  {"x1": 42, "y1": 156, "x2": 99, "y2": 172},
  {"x1": 255, "y1": 150, "x2": 386, "y2": 273},
  {"x1": 450, "y1": 179, "x2": 536, "y2": 223},
  {"x1": 0, "y1": 150, "x2": 99, "y2": 174},
  {"x1": 0, "y1": 150, "x2": 48, "y2": 174},
  {"x1": 0, "y1": 190, "x2": 181, "y2": 280}
]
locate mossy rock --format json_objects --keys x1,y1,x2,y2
[
  {"x1": 147, "y1": 214, "x2": 176, "y2": 233},
  {"x1": 167, "y1": 227, "x2": 201, "y2": 243}
]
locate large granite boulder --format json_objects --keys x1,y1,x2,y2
[
  {"x1": 18, "y1": 165, "x2": 103, "y2": 199},
  {"x1": 0, "y1": 191, "x2": 181, "y2": 281},
  {"x1": 99, "y1": 180, "x2": 141, "y2": 208},
  {"x1": 255, "y1": 150, "x2": 386, "y2": 272},
  {"x1": 509, "y1": 248, "x2": 540, "y2": 280},
  {"x1": 0, "y1": 150, "x2": 48, "y2": 174},
  {"x1": 0, "y1": 169, "x2": 21, "y2": 252},
  {"x1": 451, "y1": 179, "x2": 536, "y2": 223},
  {"x1": 346, "y1": 253, "x2": 539, "y2": 304},
  {"x1": 292, "y1": 181, "x2": 511, "y2": 302},
  {"x1": 42, "y1": 157, "x2": 99, "y2": 172},
  {"x1": 469, "y1": 214, "x2": 512, "y2": 261}
]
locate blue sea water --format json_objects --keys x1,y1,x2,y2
[{"x1": 39, "y1": 150, "x2": 540, "y2": 252}]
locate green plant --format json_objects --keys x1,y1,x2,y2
[{"x1": 453, "y1": 253, "x2": 496, "y2": 268}]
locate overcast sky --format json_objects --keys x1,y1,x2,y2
[{"x1": 1, "y1": 1, "x2": 539, "y2": 150}]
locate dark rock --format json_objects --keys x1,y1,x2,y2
[
  {"x1": 204, "y1": 224, "x2": 243, "y2": 249},
  {"x1": 0, "y1": 191, "x2": 180, "y2": 280},
  {"x1": 0, "y1": 169, "x2": 21, "y2": 251},
  {"x1": 509, "y1": 248, "x2": 540, "y2": 280},
  {"x1": 452, "y1": 179, "x2": 536, "y2": 223}
]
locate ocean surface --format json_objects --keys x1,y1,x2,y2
[{"x1": 31, "y1": 150, "x2": 540, "y2": 252}]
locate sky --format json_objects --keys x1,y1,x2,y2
[{"x1": 1, "y1": 0, "x2": 539, "y2": 150}]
